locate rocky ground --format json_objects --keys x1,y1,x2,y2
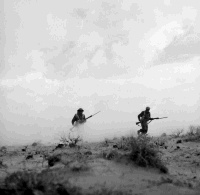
[{"x1": 0, "y1": 134, "x2": 200, "y2": 195}]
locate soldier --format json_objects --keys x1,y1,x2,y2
[
  {"x1": 137, "y1": 106, "x2": 152, "y2": 135},
  {"x1": 72, "y1": 108, "x2": 86, "y2": 126}
]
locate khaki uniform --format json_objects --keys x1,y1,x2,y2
[
  {"x1": 138, "y1": 110, "x2": 151, "y2": 134},
  {"x1": 71, "y1": 112, "x2": 86, "y2": 141}
]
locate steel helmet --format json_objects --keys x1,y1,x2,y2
[{"x1": 77, "y1": 108, "x2": 84, "y2": 112}]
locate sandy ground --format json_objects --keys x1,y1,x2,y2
[{"x1": 0, "y1": 136, "x2": 200, "y2": 195}]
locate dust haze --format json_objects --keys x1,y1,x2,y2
[{"x1": 0, "y1": 0, "x2": 200, "y2": 146}]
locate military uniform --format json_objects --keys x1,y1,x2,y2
[
  {"x1": 70, "y1": 108, "x2": 86, "y2": 142},
  {"x1": 137, "y1": 107, "x2": 151, "y2": 135}
]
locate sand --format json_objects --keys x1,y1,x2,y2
[{"x1": 0, "y1": 135, "x2": 200, "y2": 195}]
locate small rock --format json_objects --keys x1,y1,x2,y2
[
  {"x1": 48, "y1": 155, "x2": 61, "y2": 167},
  {"x1": 84, "y1": 151, "x2": 92, "y2": 155},
  {"x1": 159, "y1": 143, "x2": 165, "y2": 147},
  {"x1": 113, "y1": 144, "x2": 118, "y2": 148},
  {"x1": 185, "y1": 155, "x2": 190, "y2": 158},
  {"x1": 176, "y1": 140, "x2": 182, "y2": 144},
  {"x1": 22, "y1": 146, "x2": 28, "y2": 152},
  {"x1": 26, "y1": 154, "x2": 33, "y2": 160},
  {"x1": 35, "y1": 151, "x2": 40, "y2": 155},
  {"x1": 69, "y1": 161, "x2": 82, "y2": 171},
  {"x1": 176, "y1": 146, "x2": 180, "y2": 149},
  {"x1": 188, "y1": 183, "x2": 193, "y2": 188},
  {"x1": 32, "y1": 142, "x2": 38, "y2": 147},
  {"x1": 0, "y1": 146, "x2": 7, "y2": 152}
]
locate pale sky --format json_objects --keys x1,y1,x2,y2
[{"x1": 1, "y1": 0, "x2": 200, "y2": 145}]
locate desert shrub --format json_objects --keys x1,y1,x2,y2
[
  {"x1": 188, "y1": 125, "x2": 200, "y2": 135},
  {"x1": 183, "y1": 125, "x2": 200, "y2": 142},
  {"x1": 1, "y1": 170, "x2": 131, "y2": 195},
  {"x1": 58, "y1": 132, "x2": 70, "y2": 146},
  {"x1": 129, "y1": 135, "x2": 168, "y2": 173},
  {"x1": 117, "y1": 136, "x2": 133, "y2": 150},
  {"x1": 170, "y1": 129, "x2": 184, "y2": 138},
  {"x1": 58, "y1": 131, "x2": 82, "y2": 148},
  {"x1": 2, "y1": 170, "x2": 82, "y2": 195},
  {"x1": 100, "y1": 138, "x2": 111, "y2": 147}
]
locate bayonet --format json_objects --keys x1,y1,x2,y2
[{"x1": 70, "y1": 111, "x2": 101, "y2": 131}]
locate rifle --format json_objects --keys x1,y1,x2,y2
[
  {"x1": 85, "y1": 111, "x2": 101, "y2": 120},
  {"x1": 70, "y1": 111, "x2": 101, "y2": 131},
  {"x1": 136, "y1": 117, "x2": 168, "y2": 125}
]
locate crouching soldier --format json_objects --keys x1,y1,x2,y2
[{"x1": 72, "y1": 108, "x2": 86, "y2": 126}]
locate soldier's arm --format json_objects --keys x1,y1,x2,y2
[
  {"x1": 138, "y1": 111, "x2": 143, "y2": 121},
  {"x1": 71, "y1": 115, "x2": 77, "y2": 125},
  {"x1": 149, "y1": 113, "x2": 152, "y2": 120}
]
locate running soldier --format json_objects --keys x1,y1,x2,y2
[{"x1": 137, "y1": 107, "x2": 152, "y2": 135}]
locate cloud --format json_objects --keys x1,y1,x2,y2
[
  {"x1": 47, "y1": 14, "x2": 67, "y2": 40},
  {"x1": 78, "y1": 31, "x2": 104, "y2": 51},
  {"x1": 138, "y1": 3, "x2": 199, "y2": 66},
  {"x1": 140, "y1": 21, "x2": 185, "y2": 65},
  {"x1": 153, "y1": 27, "x2": 200, "y2": 65}
]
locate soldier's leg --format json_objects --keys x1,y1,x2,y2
[
  {"x1": 140, "y1": 122, "x2": 148, "y2": 134},
  {"x1": 143, "y1": 123, "x2": 148, "y2": 134},
  {"x1": 140, "y1": 122, "x2": 145, "y2": 134}
]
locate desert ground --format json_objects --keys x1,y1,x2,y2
[{"x1": 0, "y1": 127, "x2": 200, "y2": 195}]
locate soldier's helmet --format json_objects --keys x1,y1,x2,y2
[
  {"x1": 77, "y1": 108, "x2": 84, "y2": 112},
  {"x1": 146, "y1": 106, "x2": 150, "y2": 110}
]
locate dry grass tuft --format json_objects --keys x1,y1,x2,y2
[
  {"x1": 183, "y1": 125, "x2": 200, "y2": 142},
  {"x1": 170, "y1": 129, "x2": 184, "y2": 138},
  {"x1": 102, "y1": 149, "x2": 119, "y2": 160},
  {"x1": 58, "y1": 132, "x2": 82, "y2": 148}
]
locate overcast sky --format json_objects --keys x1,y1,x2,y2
[{"x1": 1, "y1": 0, "x2": 200, "y2": 145}]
